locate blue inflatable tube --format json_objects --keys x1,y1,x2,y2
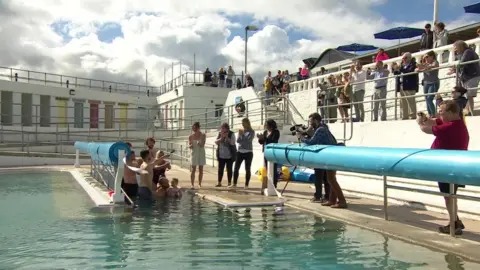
[
  {"x1": 264, "y1": 144, "x2": 480, "y2": 186},
  {"x1": 292, "y1": 170, "x2": 315, "y2": 183},
  {"x1": 74, "y1": 141, "x2": 131, "y2": 165}
]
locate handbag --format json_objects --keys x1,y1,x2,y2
[{"x1": 216, "y1": 131, "x2": 237, "y2": 160}]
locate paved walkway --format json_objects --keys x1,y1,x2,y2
[{"x1": 166, "y1": 165, "x2": 480, "y2": 262}]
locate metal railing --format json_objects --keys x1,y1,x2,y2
[
  {"x1": 0, "y1": 66, "x2": 245, "y2": 96},
  {"x1": 315, "y1": 58, "x2": 480, "y2": 122}
]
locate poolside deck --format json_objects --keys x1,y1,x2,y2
[{"x1": 164, "y1": 165, "x2": 480, "y2": 263}]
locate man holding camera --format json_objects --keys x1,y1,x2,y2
[{"x1": 297, "y1": 113, "x2": 347, "y2": 208}]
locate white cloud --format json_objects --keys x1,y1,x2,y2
[{"x1": 0, "y1": 0, "x2": 476, "y2": 88}]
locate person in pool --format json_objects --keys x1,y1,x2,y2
[
  {"x1": 138, "y1": 149, "x2": 169, "y2": 201},
  {"x1": 152, "y1": 150, "x2": 171, "y2": 187},
  {"x1": 167, "y1": 178, "x2": 182, "y2": 198},
  {"x1": 155, "y1": 177, "x2": 170, "y2": 198},
  {"x1": 121, "y1": 149, "x2": 141, "y2": 204}
]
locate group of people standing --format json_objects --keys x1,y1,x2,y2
[
  {"x1": 188, "y1": 118, "x2": 281, "y2": 192},
  {"x1": 120, "y1": 138, "x2": 182, "y2": 205}
]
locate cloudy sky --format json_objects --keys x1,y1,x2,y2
[{"x1": 0, "y1": 0, "x2": 478, "y2": 89}]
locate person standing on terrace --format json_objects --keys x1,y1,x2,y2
[
  {"x1": 448, "y1": 40, "x2": 480, "y2": 116},
  {"x1": 367, "y1": 60, "x2": 390, "y2": 121},
  {"x1": 420, "y1": 23, "x2": 434, "y2": 51},
  {"x1": 264, "y1": 71, "x2": 273, "y2": 105},
  {"x1": 218, "y1": 67, "x2": 226, "y2": 88},
  {"x1": 215, "y1": 123, "x2": 237, "y2": 187},
  {"x1": 395, "y1": 53, "x2": 419, "y2": 120},
  {"x1": 203, "y1": 68, "x2": 212, "y2": 86},
  {"x1": 301, "y1": 64, "x2": 310, "y2": 80},
  {"x1": 417, "y1": 100, "x2": 468, "y2": 235},
  {"x1": 375, "y1": 48, "x2": 390, "y2": 62},
  {"x1": 350, "y1": 61, "x2": 366, "y2": 122},
  {"x1": 257, "y1": 119, "x2": 280, "y2": 190},
  {"x1": 416, "y1": 51, "x2": 440, "y2": 117},
  {"x1": 226, "y1": 66, "x2": 235, "y2": 88}
]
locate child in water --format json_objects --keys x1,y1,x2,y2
[{"x1": 167, "y1": 178, "x2": 182, "y2": 198}]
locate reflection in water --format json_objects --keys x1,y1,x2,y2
[{"x1": 0, "y1": 172, "x2": 479, "y2": 269}]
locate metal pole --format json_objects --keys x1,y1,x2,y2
[
  {"x1": 244, "y1": 27, "x2": 248, "y2": 75},
  {"x1": 433, "y1": 0, "x2": 439, "y2": 25},
  {"x1": 171, "y1": 62, "x2": 174, "y2": 84},
  {"x1": 383, "y1": 175, "x2": 388, "y2": 220},
  {"x1": 146, "y1": 69, "x2": 148, "y2": 88},
  {"x1": 164, "y1": 68, "x2": 166, "y2": 84},
  {"x1": 449, "y1": 183, "x2": 456, "y2": 237},
  {"x1": 193, "y1": 53, "x2": 196, "y2": 85}
]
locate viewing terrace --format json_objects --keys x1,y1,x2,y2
[{"x1": 0, "y1": 66, "x2": 243, "y2": 97}]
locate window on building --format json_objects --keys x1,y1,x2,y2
[
  {"x1": 215, "y1": 104, "x2": 223, "y2": 117},
  {"x1": 1, "y1": 91, "x2": 13, "y2": 126},
  {"x1": 90, "y1": 102, "x2": 99, "y2": 129},
  {"x1": 21, "y1": 93, "x2": 33, "y2": 126},
  {"x1": 174, "y1": 105, "x2": 178, "y2": 119},
  {"x1": 104, "y1": 104, "x2": 114, "y2": 129},
  {"x1": 74, "y1": 102, "x2": 84, "y2": 128},
  {"x1": 39, "y1": 95, "x2": 50, "y2": 127}
]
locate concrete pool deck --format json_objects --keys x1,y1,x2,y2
[{"x1": 164, "y1": 165, "x2": 480, "y2": 263}]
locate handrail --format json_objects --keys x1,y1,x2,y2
[
  {"x1": 0, "y1": 66, "x2": 244, "y2": 96},
  {"x1": 291, "y1": 37, "x2": 480, "y2": 92},
  {"x1": 264, "y1": 143, "x2": 480, "y2": 237}
]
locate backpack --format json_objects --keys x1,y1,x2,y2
[
  {"x1": 323, "y1": 124, "x2": 345, "y2": 146},
  {"x1": 265, "y1": 77, "x2": 272, "y2": 90},
  {"x1": 216, "y1": 131, "x2": 237, "y2": 160}
]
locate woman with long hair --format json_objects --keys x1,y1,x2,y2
[
  {"x1": 257, "y1": 119, "x2": 280, "y2": 191},
  {"x1": 233, "y1": 118, "x2": 255, "y2": 188},
  {"x1": 215, "y1": 122, "x2": 237, "y2": 187},
  {"x1": 189, "y1": 122, "x2": 206, "y2": 189}
]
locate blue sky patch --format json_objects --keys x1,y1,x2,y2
[{"x1": 97, "y1": 22, "x2": 124, "y2": 43}]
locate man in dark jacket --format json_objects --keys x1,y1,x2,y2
[
  {"x1": 420, "y1": 24, "x2": 434, "y2": 50},
  {"x1": 395, "y1": 52, "x2": 419, "y2": 120}
]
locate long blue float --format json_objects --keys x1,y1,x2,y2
[
  {"x1": 74, "y1": 141, "x2": 131, "y2": 166},
  {"x1": 264, "y1": 144, "x2": 480, "y2": 186}
]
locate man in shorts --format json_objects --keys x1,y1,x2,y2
[{"x1": 418, "y1": 100, "x2": 469, "y2": 235}]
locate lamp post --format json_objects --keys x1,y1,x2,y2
[{"x1": 244, "y1": 25, "x2": 259, "y2": 76}]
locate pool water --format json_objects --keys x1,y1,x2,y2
[{"x1": 0, "y1": 171, "x2": 478, "y2": 269}]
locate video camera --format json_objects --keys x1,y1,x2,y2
[{"x1": 289, "y1": 124, "x2": 312, "y2": 138}]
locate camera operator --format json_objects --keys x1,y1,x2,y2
[{"x1": 297, "y1": 113, "x2": 347, "y2": 208}]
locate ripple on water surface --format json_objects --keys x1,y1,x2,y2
[{"x1": 0, "y1": 171, "x2": 478, "y2": 269}]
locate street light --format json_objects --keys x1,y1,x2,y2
[{"x1": 244, "y1": 25, "x2": 259, "y2": 76}]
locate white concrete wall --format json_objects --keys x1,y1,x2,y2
[
  {"x1": 0, "y1": 80, "x2": 156, "y2": 134},
  {"x1": 156, "y1": 85, "x2": 231, "y2": 129},
  {"x1": 0, "y1": 156, "x2": 90, "y2": 167},
  {"x1": 220, "y1": 87, "x2": 263, "y2": 129}
]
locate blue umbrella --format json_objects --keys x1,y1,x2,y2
[
  {"x1": 374, "y1": 27, "x2": 424, "y2": 40},
  {"x1": 336, "y1": 43, "x2": 378, "y2": 52},
  {"x1": 464, "y1": 2, "x2": 480, "y2": 13},
  {"x1": 374, "y1": 26, "x2": 425, "y2": 56}
]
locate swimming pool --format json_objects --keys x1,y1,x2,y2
[{"x1": 0, "y1": 171, "x2": 478, "y2": 269}]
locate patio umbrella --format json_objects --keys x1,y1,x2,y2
[
  {"x1": 374, "y1": 26, "x2": 425, "y2": 56},
  {"x1": 464, "y1": 2, "x2": 480, "y2": 13},
  {"x1": 336, "y1": 43, "x2": 378, "y2": 53}
]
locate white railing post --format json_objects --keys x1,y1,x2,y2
[
  {"x1": 265, "y1": 161, "x2": 280, "y2": 197},
  {"x1": 74, "y1": 149, "x2": 80, "y2": 168},
  {"x1": 111, "y1": 150, "x2": 125, "y2": 204}
]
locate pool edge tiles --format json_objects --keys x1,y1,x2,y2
[
  {"x1": 285, "y1": 199, "x2": 480, "y2": 264},
  {"x1": 69, "y1": 168, "x2": 113, "y2": 207}
]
